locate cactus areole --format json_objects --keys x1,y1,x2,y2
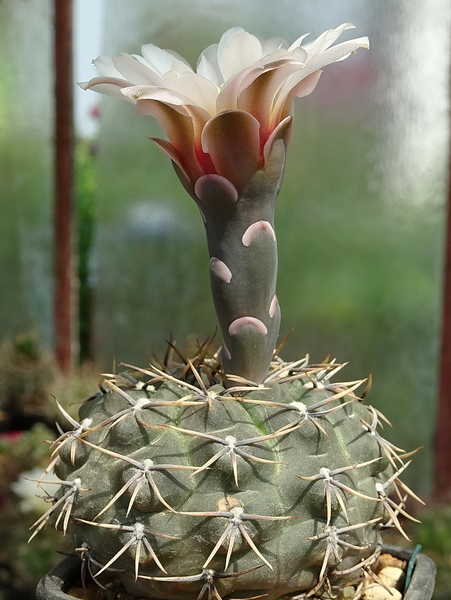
[{"x1": 34, "y1": 25, "x2": 424, "y2": 600}]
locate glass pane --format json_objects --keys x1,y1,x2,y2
[
  {"x1": 0, "y1": 0, "x2": 53, "y2": 349},
  {"x1": 86, "y1": 0, "x2": 450, "y2": 495}
]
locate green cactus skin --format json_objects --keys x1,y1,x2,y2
[{"x1": 32, "y1": 356, "x2": 419, "y2": 600}]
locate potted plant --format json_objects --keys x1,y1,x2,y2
[{"x1": 34, "y1": 24, "x2": 435, "y2": 600}]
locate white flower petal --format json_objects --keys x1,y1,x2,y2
[
  {"x1": 122, "y1": 85, "x2": 194, "y2": 111},
  {"x1": 141, "y1": 43, "x2": 178, "y2": 76},
  {"x1": 93, "y1": 55, "x2": 124, "y2": 78},
  {"x1": 218, "y1": 27, "x2": 247, "y2": 50},
  {"x1": 197, "y1": 44, "x2": 221, "y2": 87},
  {"x1": 261, "y1": 36, "x2": 286, "y2": 55},
  {"x1": 237, "y1": 59, "x2": 303, "y2": 128},
  {"x1": 164, "y1": 71, "x2": 218, "y2": 115},
  {"x1": 170, "y1": 56, "x2": 194, "y2": 75},
  {"x1": 218, "y1": 31, "x2": 263, "y2": 81},
  {"x1": 112, "y1": 54, "x2": 164, "y2": 85},
  {"x1": 165, "y1": 49, "x2": 193, "y2": 71},
  {"x1": 304, "y1": 35, "x2": 370, "y2": 72},
  {"x1": 79, "y1": 77, "x2": 135, "y2": 101},
  {"x1": 271, "y1": 36, "x2": 369, "y2": 127},
  {"x1": 301, "y1": 23, "x2": 356, "y2": 59},
  {"x1": 287, "y1": 33, "x2": 310, "y2": 52},
  {"x1": 216, "y1": 64, "x2": 263, "y2": 113}
]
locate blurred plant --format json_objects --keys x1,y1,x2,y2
[
  {"x1": 0, "y1": 424, "x2": 52, "y2": 488},
  {"x1": 12, "y1": 466, "x2": 62, "y2": 514},
  {"x1": 0, "y1": 331, "x2": 55, "y2": 428},
  {"x1": 0, "y1": 424, "x2": 63, "y2": 595},
  {"x1": 0, "y1": 362, "x2": 103, "y2": 597},
  {"x1": 75, "y1": 124, "x2": 98, "y2": 363},
  {"x1": 414, "y1": 505, "x2": 451, "y2": 557},
  {"x1": 410, "y1": 505, "x2": 451, "y2": 600}
]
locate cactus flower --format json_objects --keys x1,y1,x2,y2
[
  {"x1": 81, "y1": 24, "x2": 369, "y2": 383},
  {"x1": 80, "y1": 24, "x2": 368, "y2": 194}
]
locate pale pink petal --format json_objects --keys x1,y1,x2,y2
[
  {"x1": 301, "y1": 23, "x2": 356, "y2": 59},
  {"x1": 172, "y1": 162, "x2": 197, "y2": 198},
  {"x1": 273, "y1": 70, "x2": 323, "y2": 128},
  {"x1": 92, "y1": 55, "x2": 124, "y2": 78},
  {"x1": 287, "y1": 33, "x2": 311, "y2": 52},
  {"x1": 216, "y1": 64, "x2": 264, "y2": 112},
  {"x1": 201, "y1": 110, "x2": 261, "y2": 193},
  {"x1": 150, "y1": 137, "x2": 187, "y2": 175},
  {"x1": 303, "y1": 36, "x2": 369, "y2": 75},
  {"x1": 218, "y1": 31, "x2": 263, "y2": 81},
  {"x1": 112, "y1": 55, "x2": 164, "y2": 85},
  {"x1": 220, "y1": 27, "x2": 247, "y2": 41},
  {"x1": 262, "y1": 116, "x2": 293, "y2": 185},
  {"x1": 292, "y1": 69, "x2": 322, "y2": 96},
  {"x1": 271, "y1": 36, "x2": 369, "y2": 126},
  {"x1": 289, "y1": 46, "x2": 309, "y2": 63},
  {"x1": 236, "y1": 67, "x2": 277, "y2": 122},
  {"x1": 263, "y1": 46, "x2": 307, "y2": 65},
  {"x1": 122, "y1": 85, "x2": 199, "y2": 113},
  {"x1": 236, "y1": 60, "x2": 302, "y2": 138},
  {"x1": 79, "y1": 77, "x2": 135, "y2": 101},
  {"x1": 123, "y1": 85, "x2": 211, "y2": 146},
  {"x1": 218, "y1": 54, "x2": 304, "y2": 117},
  {"x1": 134, "y1": 99, "x2": 204, "y2": 184},
  {"x1": 263, "y1": 116, "x2": 293, "y2": 165}
]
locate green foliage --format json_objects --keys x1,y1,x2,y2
[
  {"x1": 414, "y1": 506, "x2": 451, "y2": 557},
  {"x1": 410, "y1": 505, "x2": 451, "y2": 600},
  {"x1": 75, "y1": 139, "x2": 98, "y2": 363}
]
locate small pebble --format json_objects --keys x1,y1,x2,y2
[
  {"x1": 376, "y1": 554, "x2": 406, "y2": 572},
  {"x1": 340, "y1": 586, "x2": 357, "y2": 600},
  {"x1": 378, "y1": 566, "x2": 406, "y2": 590},
  {"x1": 363, "y1": 583, "x2": 402, "y2": 600}
]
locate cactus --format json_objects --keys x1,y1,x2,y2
[
  {"x1": 32, "y1": 353, "x2": 421, "y2": 599},
  {"x1": 33, "y1": 25, "x2": 422, "y2": 600}
]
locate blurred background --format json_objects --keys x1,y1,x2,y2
[{"x1": 0, "y1": 0, "x2": 450, "y2": 596}]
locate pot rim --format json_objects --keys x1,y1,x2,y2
[{"x1": 36, "y1": 545, "x2": 436, "y2": 600}]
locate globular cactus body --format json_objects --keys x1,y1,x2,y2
[{"x1": 34, "y1": 357, "x2": 415, "y2": 600}]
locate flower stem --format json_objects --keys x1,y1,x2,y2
[{"x1": 195, "y1": 170, "x2": 282, "y2": 384}]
